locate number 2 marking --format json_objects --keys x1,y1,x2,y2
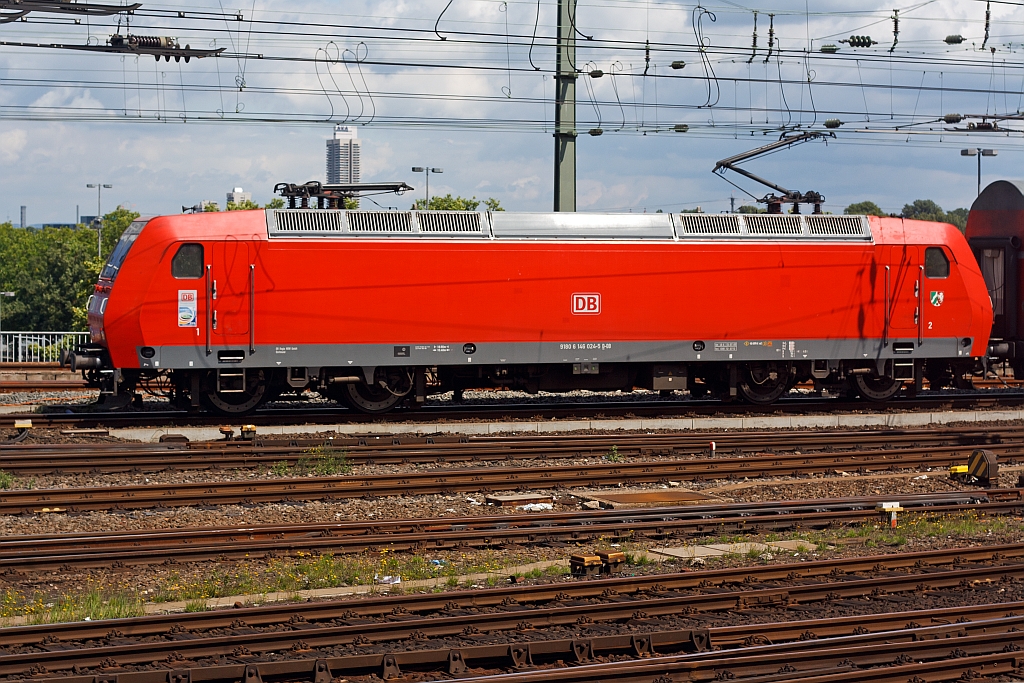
[{"x1": 927, "y1": 321, "x2": 933, "y2": 329}]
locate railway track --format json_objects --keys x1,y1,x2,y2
[
  {"x1": 8, "y1": 543, "x2": 1024, "y2": 679},
  {"x1": 0, "y1": 363, "x2": 88, "y2": 391},
  {"x1": 446, "y1": 623, "x2": 1024, "y2": 683},
  {"x1": 1, "y1": 491, "x2": 1011, "y2": 571},
  {"x1": 3, "y1": 423, "x2": 1024, "y2": 473},
  {"x1": 4, "y1": 389, "x2": 1024, "y2": 429},
  {"x1": 0, "y1": 445, "x2": 1012, "y2": 514}
]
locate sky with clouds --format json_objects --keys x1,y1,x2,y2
[{"x1": 1, "y1": 0, "x2": 1021, "y2": 224}]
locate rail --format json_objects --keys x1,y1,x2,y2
[
  {"x1": 9, "y1": 544, "x2": 1024, "y2": 679},
  {"x1": 0, "y1": 492, "x2": 1011, "y2": 570},
  {"x1": 0, "y1": 331, "x2": 89, "y2": 363}
]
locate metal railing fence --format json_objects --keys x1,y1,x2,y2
[{"x1": 0, "y1": 332, "x2": 90, "y2": 363}]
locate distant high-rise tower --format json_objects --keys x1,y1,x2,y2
[
  {"x1": 226, "y1": 187, "x2": 252, "y2": 207},
  {"x1": 326, "y1": 125, "x2": 360, "y2": 185},
  {"x1": 20, "y1": 206, "x2": 26, "y2": 229}
]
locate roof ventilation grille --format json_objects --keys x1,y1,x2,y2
[
  {"x1": 744, "y1": 215, "x2": 804, "y2": 235},
  {"x1": 806, "y1": 215, "x2": 869, "y2": 236},
  {"x1": 677, "y1": 214, "x2": 741, "y2": 235},
  {"x1": 272, "y1": 210, "x2": 344, "y2": 232},
  {"x1": 347, "y1": 211, "x2": 414, "y2": 232},
  {"x1": 417, "y1": 211, "x2": 483, "y2": 232}
]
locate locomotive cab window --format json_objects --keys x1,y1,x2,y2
[
  {"x1": 925, "y1": 247, "x2": 949, "y2": 278},
  {"x1": 171, "y1": 243, "x2": 204, "y2": 279}
]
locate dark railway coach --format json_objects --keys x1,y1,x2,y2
[
  {"x1": 966, "y1": 180, "x2": 1024, "y2": 375},
  {"x1": 65, "y1": 204, "x2": 992, "y2": 415}
]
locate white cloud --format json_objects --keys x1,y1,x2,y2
[{"x1": 0, "y1": 129, "x2": 27, "y2": 163}]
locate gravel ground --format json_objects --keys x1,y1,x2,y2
[
  {"x1": 6, "y1": 383, "x2": 1024, "y2": 413},
  {"x1": 0, "y1": 467, "x2": 986, "y2": 538},
  {"x1": 0, "y1": 390, "x2": 97, "y2": 407}
]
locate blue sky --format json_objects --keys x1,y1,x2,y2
[{"x1": 1, "y1": 0, "x2": 1021, "y2": 224}]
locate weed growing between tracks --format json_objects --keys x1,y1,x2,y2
[
  {"x1": 841, "y1": 510, "x2": 1015, "y2": 548},
  {"x1": 149, "y1": 548, "x2": 540, "y2": 603},
  {"x1": 270, "y1": 446, "x2": 352, "y2": 477},
  {"x1": 0, "y1": 469, "x2": 33, "y2": 490},
  {"x1": 0, "y1": 586, "x2": 144, "y2": 624},
  {"x1": 745, "y1": 510, "x2": 1018, "y2": 555}
]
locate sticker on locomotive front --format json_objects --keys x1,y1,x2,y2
[
  {"x1": 714, "y1": 342, "x2": 738, "y2": 352},
  {"x1": 177, "y1": 290, "x2": 197, "y2": 327},
  {"x1": 930, "y1": 291, "x2": 944, "y2": 307}
]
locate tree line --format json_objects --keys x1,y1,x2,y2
[{"x1": 843, "y1": 199, "x2": 969, "y2": 231}]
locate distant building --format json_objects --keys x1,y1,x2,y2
[
  {"x1": 227, "y1": 188, "x2": 252, "y2": 206},
  {"x1": 327, "y1": 125, "x2": 360, "y2": 184},
  {"x1": 19, "y1": 206, "x2": 25, "y2": 229},
  {"x1": 198, "y1": 201, "x2": 218, "y2": 212},
  {"x1": 80, "y1": 215, "x2": 98, "y2": 226}
]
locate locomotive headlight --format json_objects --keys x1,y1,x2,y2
[
  {"x1": 140, "y1": 346, "x2": 156, "y2": 359},
  {"x1": 961, "y1": 338, "x2": 972, "y2": 348}
]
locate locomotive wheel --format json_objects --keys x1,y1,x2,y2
[
  {"x1": 339, "y1": 382, "x2": 407, "y2": 413},
  {"x1": 339, "y1": 369, "x2": 414, "y2": 414},
  {"x1": 738, "y1": 362, "x2": 792, "y2": 405},
  {"x1": 201, "y1": 370, "x2": 268, "y2": 416},
  {"x1": 852, "y1": 373, "x2": 904, "y2": 402}
]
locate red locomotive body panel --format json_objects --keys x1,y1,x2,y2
[
  {"x1": 81, "y1": 208, "x2": 991, "y2": 412},
  {"x1": 95, "y1": 213, "x2": 989, "y2": 364}
]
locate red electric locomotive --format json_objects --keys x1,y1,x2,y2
[{"x1": 66, "y1": 202, "x2": 992, "y2": 414}]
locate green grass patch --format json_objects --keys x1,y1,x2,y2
[
  {"x1": 25, "y1": 590, "x2": 145, "y2": 624},
  {"x1": 625, "y1": 551, "x2": 655, "y2": 566},
  {"x1": 151, "y1": 549, "x2": 525, "y2": 603},
  {"x1": 296, "y1": 446, "x2": 352, "y2": 476},
  {"x1": 184, "y1": 598, "x2": 210, "y2": 613}
]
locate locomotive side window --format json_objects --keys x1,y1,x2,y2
[
  {"x1": 924, "y1": 247, "x2": 949, "y2": 279},
  {"x1": 171, "y1": 243, "x2": 204, "y2": 279}
]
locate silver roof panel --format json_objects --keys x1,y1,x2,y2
[{"x1": 490, "y1": 212, "x2": 674, "y2": 240}]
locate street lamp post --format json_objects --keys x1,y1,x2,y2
[
  {"x1": 0, "y1": 292, "x2": 13, "y2": 338},
  {"x1": 411, "y1": 167, "x2": 443, "y2": 209},
  {"x1": 961, "y1": 149, "x2": 997, "y2": 196},
  {"x1": 86, "y1": 183, "x2": 113, "y2": 259}
]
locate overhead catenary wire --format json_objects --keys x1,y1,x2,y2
[{"x1": 1, "y1": 0, "x2": 1022, "y2": 149}]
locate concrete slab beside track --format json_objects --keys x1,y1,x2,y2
[{"x1": 110, "y1": 407, "x2": 1024, "y2": 442}]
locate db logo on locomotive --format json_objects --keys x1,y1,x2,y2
[{"x1": 572, "y1": 293, "x2": 601, "y2": 315}]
